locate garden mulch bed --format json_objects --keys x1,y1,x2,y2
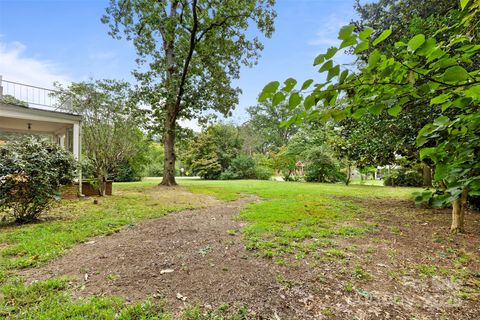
[{"x1": 24, "y1": 191, "x2": 480, "y2": 319}]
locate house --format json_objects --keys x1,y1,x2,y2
[{"x1": 0, "y1": 76, "x2": 83, "y2": 195}]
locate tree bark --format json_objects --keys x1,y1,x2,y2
[
  {"x1": 345, "y1": 164, "x2": 351, "y2": 186},
  {"x1": 161, "y1": 107, "x2": 177, "y2": 186},
  {"x1": 97, "y1": 175, "x2": 106, "y2": 196},
  {"x1": 422, "y1": 164, "x2": 432, "y2": 187},
  {"x1": 451, "y1": 189, "x2": 468, "y2": 233}
]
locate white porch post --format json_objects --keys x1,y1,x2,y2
[{"x1": 73, "y1": 122, "x2": 83, "y2": 195}]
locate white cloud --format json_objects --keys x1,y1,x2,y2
[
  {"x1": 0, "y1": 40, "x2": 70, "y2": 89},
  {"x1": 308, "y1": 15, "x2": 348, "y2": 48}
]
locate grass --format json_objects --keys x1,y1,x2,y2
[
  {"x1": 0, "y1": 185, "x2": 206, "y2": 270},
  {"x1": 0, "y1": 184, "x2": 221, "y2": 319},
  {"x1": 178, "y1": 179, "x2": 419, "y2": 257},
  {"x1": 0, "y1": 178, "x2": 422, "y2": 318}
]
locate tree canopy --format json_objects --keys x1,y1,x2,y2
[
  {"x1": 260, "y1": 0, "x2": 480, "y2": 232},
  {"x1": 102, "y1": 0, "x2": 276, "y2": 186}
]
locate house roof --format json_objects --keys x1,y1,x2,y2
[{"x1": 0, "y1": 102, "x2": 82, "y2": 122}]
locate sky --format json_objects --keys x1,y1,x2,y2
[{"x1": 0, "y1": 0, "x2": 362, "y2": 130}]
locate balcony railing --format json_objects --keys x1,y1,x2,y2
[{"x1": 0, "y1": 75, "x2": 73, "y2": 113}]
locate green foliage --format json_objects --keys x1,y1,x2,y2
[
  {"x1": 384, "y1": 169, "x2": 423, "y2": 187},
  {"x1": 0, "y1": 94, "x2": 28, "y2": 107},
  {"x1": 304, "y1": 147, "x2": 344, "y2": 183},
  {"x1": 103, "y1": 0, "x2": 276, "y2": 185},
  {"x1": 221, "y1": 155, "x2": 256, "y2": 180},
  {"x1": 260, "y1": 1, "x2": 480, "y2": 227},
  {"x1": 187, "y1": 124, "x2": 242, "y2": 179},
  {"x1": 109, "y1": 131, "x2": 153, "y2": 182},
  {"x1": 144, "y1": 142, "x2": 165, "y2": 177},
  {"x1": 54, "y1": 79, "x2": 147, "y2": 194},
  {"x1": 0, "y1": 136, "x2": 76, "y2": 223},
  {"x1": 254, "y1": 166, "x2": 274, "y2": 180},
  {"x1": 245, "y1": 101, "x2": 299, "y2": 153}
]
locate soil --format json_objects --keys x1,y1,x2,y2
[{"x1": 23, "y1": 191, "x2": 480, "y2": 319}]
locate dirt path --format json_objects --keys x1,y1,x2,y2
[
  {"x1": 24, "y1": 196, "x2": 306, "y2": 318},
  {"x1": 23, "y1": 194, "x2": 480, "y2": 319}
]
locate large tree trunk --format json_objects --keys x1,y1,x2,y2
[
  {"x1": 451, "y1": 189, "x2": 468, "y2": 233},
  {"x1": 161, "y1": 107, "x2": 177, "y2": 186},
  {"x1": 422, "y1": 164, "x2": 432, "y2": 187}
]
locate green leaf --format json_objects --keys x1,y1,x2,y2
[
  {"x1": 352, "y1": 108, "x2": 367, "y2": 119},
  {"x1": 367, "y1": 50, "x2": 381, "y2": 69},
  {"x1": 387, "y1": 105, "x2": 402, "y2": 116},
  {"x1": 325, "y1": 47, "x2": 338, "y2": 59},
  {"x1": 288, "y1": 92, "x2": 302, "y2": 110},
  {"x1": 303, "y1": 94, "x2": 316, "y2": 110},
  {"x1": 331, "y1": 110, "x2": 346, "y2": 122},
  {"x1": 301, "y1": 79, "x2": 314, "y2": 90},
  {"x1": 313, "y1": 54, "x2": 325, "y2": 66},
  {"x1": 434, "y1": 164, "x2": 449, "y2": 180},
  {"x1": 259, "y1": 81, "x2": 280, "y2": 101},
  {"x1": 327, "y1": 65, "x2": 340, "y2": 81},
  {"x1": 443, "y1": 66, "x2": 468, "y2": 82},
  {"x1": 372, "y1": 29, "x2": 392, "y2": 46},
  {"x1": 369, "y1": 104, "x2": 384, "y2": 116},
  {"x1": 354, "y1": 41, "x2": 369, "y2": 54},
  {"x1": 464, "y1": 85, "x2": 480, "y2": 99},
  {"x1": 272, "y1": 91, "x2": 285, "y2": 107},
  {"x1": 282, "y1": 78, "x2": 297, "y2": 93},
  {"x1": 338, "y1": 25, "x2": 355, "y2": 40},
  {"x1": 460, "y1": 0, "x2": 471, "y2": 10},
  {"x1": 319, "y1": 60, "x2": 333, "y2": 73},
  {"x1": 339, "y1": 70, "x2": 349, "y2": 84},
  {"x1": 419, "y1": 147, "x2": 436, "y2": 160},
  {"x1": 407, "y1": 34, "x2": 425, "y2": 51},
  {"x1": 430, "y1": 93, "x2": 451, "y2": 105},
  {"x1": 340, "y1": 35, "x2": 357, "y2": 49},
  {"x1": 359, "y1": 27, "x2": 374, "y2": 41}
]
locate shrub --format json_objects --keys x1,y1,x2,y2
[
  {"x1": 0, "y1": 136, "x2": 76, "y2": 223},
  {"x1": 384, "y1": 169, "x2": 423, "y2": 187},
  {"x1": 221, "y1": 155, "x2": 256, "y2": 180},
  {"x1": 255, "y1": 165, "x2": 274, "y2": 180},
  {"x1": 109, "y1": 161, "x2": 142, "y2": 182},
  {"x1": 304, "y1": 147, "x2": 343, "y2": 183},
  {"x1": 192, "y1": 157, "x2": 223, "y2": 180}
]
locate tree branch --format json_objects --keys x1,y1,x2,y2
[{"x1": 175, "y1": 0, "x2": 198, "y2": 113}]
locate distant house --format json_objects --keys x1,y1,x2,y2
[{"x1": 0, "y1": 76, "x2": 83, "y2": 194}]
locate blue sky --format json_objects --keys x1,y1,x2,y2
[{"x1": 0, "y1": 0, "x2": 361, "y2": 128}]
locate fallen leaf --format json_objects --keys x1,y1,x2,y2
[{"x1": 160, "y1": 269, "x2": 174, "y2": 274}]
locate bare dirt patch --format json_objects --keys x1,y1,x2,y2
[{"x1": 23, "y1": 194, "x2": 480, "y2": 319}]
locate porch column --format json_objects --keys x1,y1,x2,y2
[{"x1": 73, "y1": 122, "x2": 83, "y2": 195}]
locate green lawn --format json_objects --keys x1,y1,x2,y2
[
  {"x1": 179, "y1": 179, "x2": 420, "y2": 258},
  {"x1": 0, "y1": 179, "x2": 422, "y2": 319}
]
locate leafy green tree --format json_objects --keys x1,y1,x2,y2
[
  {"x1": 220, "y1": 155, "x2": 256, "y2": 180},
  {"x1": 0, "y1": 136, "x2": 76, "y2": 223},
  {"x1": 109, "y1": 130, "x2": 152, "y2": 182},
  {"x1": 245, "y1": 101, "x2": 299, "y2": 152},
  {"x1": 103, "y1": 0, "x2": 276, "y2": 186},
  {"x1": 186, "y1": 123, "x2": 242, "y2": 179},
  {"x1": 260, "y1": 0, "x2": 480, "y2": 232},
  {"x1": 55, "y1": 80, "x2": 147, "y2": 195}
]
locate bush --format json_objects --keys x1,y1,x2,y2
[
  {"x1": 384, "y1": 169, "x2": 423, "y2": 187},
  {"x1": 221, "y1": 155, "x2": 256, "y2": 180},
  {"x1": 304, "y1": 147, "x2": 343, "y2": 183},
  {"x1": 192, "y1": 157, "x2": 223, "y2": 180},
  {"x1": 255, "y1": 165, "x2": 274, "y2": 180},
  {"x1": 109, "y1": 161, "x2": 142, "y2": 182},
  {"x1": 145, "y1": 163, "x2": 164, "y2": 177},
  {"x1": 0, "y1": 136, "x2": 77, "y2": 223}
]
